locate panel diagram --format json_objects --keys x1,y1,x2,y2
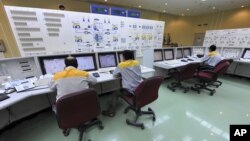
[
  {"x1": 204, "y1": 28, "x2": 250, "y2": 48},
  {"x1": 5, "y1": 6, "x2": 165, "y2": 57}
]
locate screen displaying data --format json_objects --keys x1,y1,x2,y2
[
  {"x1": 76, "y1": 56, "x2": 96, "y2": 71},
  {"x1": 222, "y1": 48, "x2": 242, "y2": 59},
  {"x1": 242, "y1": 49, "x2": 250, "y2": 59},
  {"x1": 43, "y1": 58, "x2": 65, "y2": 74},
  {"x1": 164, "y1": 49, "x2": 174, "y2": 60},
  {"x1": 176, "y1": 49, "x2": 183, "y2": 59},
  {"x1": 183, "y1": 48, "x2": 191, "y2": 57},
  {"x1": 154, "y1": 50, "x2": 163, "y2": 61},
  {"x1": 98, "y1": 53, "x2": 117, "y2": 68}
]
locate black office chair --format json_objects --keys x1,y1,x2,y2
[{"x1": 55, "y1": 88, "x2": 104, "y2": 141}]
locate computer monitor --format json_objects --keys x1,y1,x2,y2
[
  {"x1": 183, "y1": 48, "x2": 192, "y2": 57},
  {"x1": 73, "y1": 53, "x2": 97, "y2": 71},
  {"x1": 98, "y1": 52, "x2": 118, "y2": 68},
  {"x1": 154, "y1": 49, "x2": 163, "y2": 62},
  {"x1": 39, "y1": 54, "x2": 97, "y2": 74},
  {"x1": 38, "y1": 55, "x2": 67, "y2": 75},
  {"x1": 163, "y1": 49, "x2": 174, "y2": 60},
  {"x1": 242, "y1": 48, "x2": 250, "y2": 59},
  {"x1": 176, "y1": 48, "x2": 183, "y2": 59},
  {"x1": 193, "y1": 47, "x2": 205, "y2": 55}
]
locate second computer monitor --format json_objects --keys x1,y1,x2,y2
[
  {"x1": 163, "y1": 49, "x2": 174, "y2": 60},
  {"x1": 176, "y1": 48, "x2": 183, "y2": 59},
  {"x1": 183, "y1": 48, "x2": 192, "y2": 57},
  {"x1": 74, "y1": 53, "x2": 97, "y2": 71},
  {"x1": 98, "y1": 52, "x2": 118, "y2": 68},
  {"x1": 242, "y1": 48, "x2": 250, "y2": 59},
  {"x1": 154, "y1": 49, "x2": 163, "y2": 62}
]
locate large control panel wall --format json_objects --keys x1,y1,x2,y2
[
  {"x1": 4, "y1": 6, "x2": 165, "y2": 57},
  {"x1": 203, "y1": 28, "x2": 250, "y2": 47}
]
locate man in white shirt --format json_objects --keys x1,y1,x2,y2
[
  {"x1": 102, "y1": 50, "x2": 142, "y2": 117},
  {"x1": 199, "y1": 45, "x2": 222, "y2": 70},
  {"x1": 50, "y1": 56, "x2": 96, "y2": 100}
]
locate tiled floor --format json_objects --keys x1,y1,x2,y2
[{"x1": 0, "y1": 76, "x2": 250, "y2": 141}]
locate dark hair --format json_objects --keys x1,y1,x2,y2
[
  {"x1": 209, "y1": 45, "x2": 216, "y2": 52},
  {"x1": 64, "y1": 56, "x2": 78, "y2": 68},
  {"x1": 122, "y1": 50, "x2": 134, "y2": 60}
]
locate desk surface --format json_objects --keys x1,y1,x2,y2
[
  {"x1": 154, "y1": 58, "x2": 202, "y2": 69},
  {"x1": 0, "y1": 65, "x2": 154, "y2": 110}
]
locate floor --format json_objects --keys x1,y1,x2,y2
[{"x1": 0, "y1": 76, "x2": 250, "y2": 141}]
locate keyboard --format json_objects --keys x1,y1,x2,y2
[{"x1": 34, "y1": 78, "x2": 51, "y2": 87}]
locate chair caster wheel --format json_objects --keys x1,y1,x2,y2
[
  {"x1": 141, "y1": 125, "x2": 145, "y2": 130},
  {"x1": 126, "y1": 119, "x2": 129, "y2": 125},
  {"x1": 99, "y1": 125, "x2": 104, "y2": 130},
  {"x1": 152, "y1": 116, "x2": 156, "y2": 122},
  {"x1": 210, "y1": 90, "x2": 215, "y2": 96},
  {"x1": 63, "y1": 129, "x2": 70, "y2": 136}
]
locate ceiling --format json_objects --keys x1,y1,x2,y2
[{"x1": 83, "y1": 0, "x2": 250, "y2": 16}]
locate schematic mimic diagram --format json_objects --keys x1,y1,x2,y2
[
  {"x1": 204, "y1": 28, "x2": 250, "y2": 48},
  {"x1": 5, "y1": 6, "x2": 165, "y2": 57}
]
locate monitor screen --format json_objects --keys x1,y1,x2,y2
[
  {"x1": 98, "y1": 52, "x2": 117, "y2": 68},
  {"x1": 39, "y1": 56, "x2": 66, "y2": 75},
  {"x1": 74, "y1": 54, "x2": 97, "y2": 71},
  {"x1": 183, "y1": 48, "x2": 192, "y2": 57},
  {"x1": 242, "y1": 48, "x2": 250, "y2": 59},
  {"x1": 176, "y1": 48, "x2": 183, "y2": 59},
  {"x1": 164, "y1": 49, "x2": 174, "y2": 60},
  {"x1": 154, "y1": 50, "x2": 163, "y2": 62}
]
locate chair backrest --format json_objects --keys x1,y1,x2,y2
[
  {"x1": 179, "y1": 63, "x2": 200, "y2": 80},
  {"x1": 134, "y1": 76, "x2": 164, "y2": 108},
  {"x1": 213, "y1": 60, "x2": 230, "y2": 76},
  {"x1": 55, "y1": 88, "x2": 100, "y2": 129}
]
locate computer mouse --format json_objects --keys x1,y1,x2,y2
[
  {"x1": 5, "y1": 88, "x2": 16, "y2": 94},
  {"x1": 92, "y1": 73, "x2": 100, "y2": 78}
]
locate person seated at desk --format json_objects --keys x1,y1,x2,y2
[
  {"x1": 102, "y1": 50, "x2": 143, "y2": 117},
  {"x1": 199, "y1": 45, "x2": 222, "y2": 70},
  {"x1": 50, "y1": 56, "x2": 97, "y2": 100}
]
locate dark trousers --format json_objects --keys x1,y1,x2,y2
[{"x1": 198, "y1": 64, "x2": 214, "y2": 71}]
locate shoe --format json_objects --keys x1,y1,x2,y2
[{"x1": 102, "y1": 110, "x2": 115, "y2": 117}]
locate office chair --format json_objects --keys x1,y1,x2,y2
[
  {"x1": 167, "y1": 63, "x2": 200, "y2": 93},
  {"x1": 55, "y1": 88, "x2": 104, "y2": 141},
  {"x1": 210, "y1": 59, "x2": 233, "y2": 87},
  {"x1": 192, "y1": 60, "x2": 230, "y2": 96},
  {"x1": 120, "y1": 76, "x2": 164, "y2": 129}
]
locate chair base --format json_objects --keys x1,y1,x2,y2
[
  {"x1": 209, "y1": 80, "x2": 222, "y2": 88},
  {"x1": 124, "y1": 106, "x2": 155, "y2": 130},
  {"x1": 167, "y1": 82, "x2": 189, "y2": 93},
  {"x1": 191, "y1": 82, "x2": 216, "y2": 96},
  {"x1": 63, "y1": 118, "x2": 104, "y2": 141}
]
